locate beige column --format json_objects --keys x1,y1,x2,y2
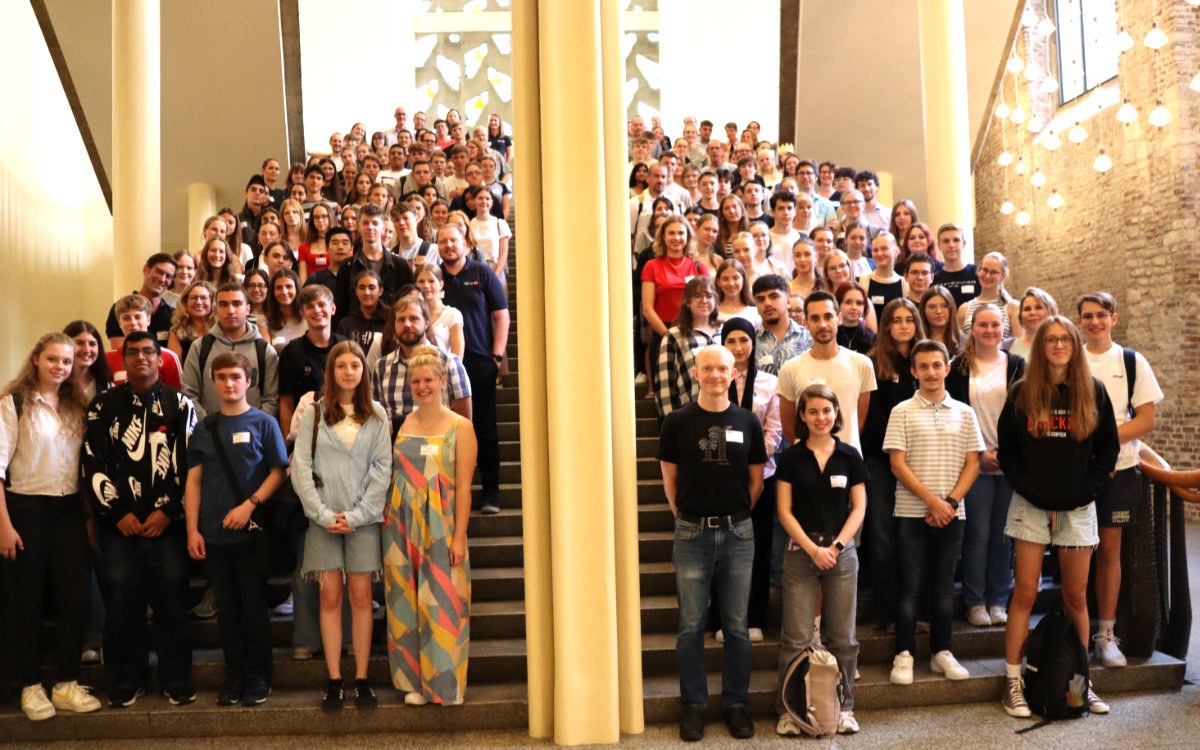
[
  {"x1": 112, "y1": 0, "x2": 161, "y2": 293},
  {"x1": 187, "y1": 183, "x2": 217, "y2": 251},
  {"x1": 917, "y1": 0, "x2": 974, "y2": 250},
  {"x1": 876, "y1": 171, "x2": 895, "y2": 216}
]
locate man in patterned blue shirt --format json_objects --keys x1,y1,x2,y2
[{"x1": 751, "y1": 275, "x2": 812, "y2": 375}]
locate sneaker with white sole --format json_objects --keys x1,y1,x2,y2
[
  {"x1": 931, "y1": 650, "x2": 970, "y2": 680},
  {"x1": 1093, "y1": 630, "x2": 1127, "y2": 667},
  {"x1": 271, "y1": 594, "x2": 294, "y2": 616},
  {"x1": 714, "y1": 629, "x2": 724, "y2": 643},
  {"x1": 989, "y1": 605, "x2": 1008, "y2": 625},
  {"x1": 890, "y1": 651, "x2": 914, "y2": 685},
  {"x1": 21, "y1": 685, "x2": 55, "y2": 721},
  {"x1": 1086, "y1": 687, "x2": 1110, "y2": 714},
  {"x1": 191, "y1": 588, "x2": 218, "y2": 619},
  {"x1": 837, "y1": 710, "x2": 860, "y2": 734},
  {"x1": 775, "y1": 714, "x2": 803, "y2": 736},
  {"x1": 967, "y1": 605, "x2": 992, "y2": 627},
  {"x1": 51, "y1": 681, "x2": 101, "y2": 713},
  {"x1": 1002, "y1": 676, "x2": 1032, "y2": 718},
  {"x1": 404, "y1": 691, "x2": 429, "y2": 706},
  {"x1": 747, "y1": 627, "x2": 764, "y2": 642}
]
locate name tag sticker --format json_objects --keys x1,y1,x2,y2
[
  {"x1": 726, "y1": 429, "x2": 744, "y2": 443},
  {"x1": 420, "y1": 444, "x2": 439, "y2": 456},
  {"x1": 830, "y1": 475, "x2": 848, "y2": 488},
  {"x1": 808, "y1": 377, "x2": 826, "y2": 386},
  {"x1": 114, "y1": 371, "x2": 127, "y2": 381},
  {"x1": 232, "y1": 431, "x2": 251, "y2": 444},
  {"x1": 871, "y1": 295, "x2": 885, "y2": 305},
  {"x1": 961, "y1": 284, "x2": 975, "y2": 294}
]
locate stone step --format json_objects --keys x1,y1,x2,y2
[
  {"x1": 496, "y1": 417, "x2": 658, "y2": 441},
  {"x1": 494, "y1": 399, "x2": 656, "y2": 424},
  {"x1": 470, "y1": 530, "x2": 674, "y2": 568},
  {"x1": 489, "y1": 457, "x2": 660, "y2": 485}
]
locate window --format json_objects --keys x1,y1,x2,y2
[{"x1": 1054, "y1": 0, "x2": 1120, "y2": 104}]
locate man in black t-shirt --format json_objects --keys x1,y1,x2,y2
[
  {"x1": 657, "y1": 346, "x2": 766, "y2": 742},
  {"x1": 932, "y1": 224, "x2": 979, "y2": 309}
]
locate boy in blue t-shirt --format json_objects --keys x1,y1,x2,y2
[{"x1": 185, "y1": 351, "x2": 288, "y2": 707}]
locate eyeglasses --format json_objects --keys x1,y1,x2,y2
[
  {"x1": 1079, "y1": 312, "x2": 1112, "y2": 321},
  {"x1": 123, "y1": 347, "x2": 159, "y2": 359},
  {"x1": 797, "y1": 170, "x2": 816, "y2": 177},
  {"x1": 841, "y1": 200, "x2": 863, "y2": 206},
  {"x1": 245, "y1": 282, "x2": 268, "y2": 290},
  {"x1": 1044, "y1": 335, "x2": 1074, "y2": 347}
]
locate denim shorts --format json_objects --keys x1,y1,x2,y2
[
  {"x1": 301, "y1": 521, "x2": 382, "y2": 579},
  {"x1": 1004, "y1": 493, "x2": 1098, "y2": 548}
]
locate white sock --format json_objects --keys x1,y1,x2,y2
[
  {"x1": 1005, "y1": 663, "x2": 1023, "y2": 679},
  {"x1": 1099, "y1": 619, "x2": 1115, "y2": 634}
]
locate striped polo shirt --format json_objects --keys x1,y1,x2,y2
[{"x1": 882, "y1": 391, "x2": 984, "y2": 519}]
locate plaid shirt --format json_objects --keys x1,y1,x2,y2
[
  {"x1": 656, "y1": 326, "x2": 719, "y2": 417},
  {"x1": 373, "y1": 347, "x2": 472, "y2": 427},
  {"x1": 755, "y1": 320, "x2": 812, "y2": 375}
]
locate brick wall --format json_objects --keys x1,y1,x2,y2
[{"x1": 973, "y1": 0, "x2": 1200, "y2": 520}]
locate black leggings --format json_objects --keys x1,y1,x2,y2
[{"x1": 3, "y1": 493, "x2": 91, "y2": 686}]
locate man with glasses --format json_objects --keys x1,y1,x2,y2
[
  {"x1": 794, "y1": 159, "x2": 838, "y2": 229},
  {"x1": 904, "y1": 253, "x2": 936, "y2": 306}
]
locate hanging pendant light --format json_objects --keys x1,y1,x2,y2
[
  {"x1": 1024, "y1": 60, "x2": 1043, "y2": 82},
  {"x1": 1068, "y1": 122, "x2": 1088, "y2": 143},
  {"x1": 1000, "y1": 200, "x2": 1016, "y2": 215},
  {"x1": 1043, "y1": 131, "x2": 1062, "y2": 151},
  {"x1": 1039, "y1": 74, "x2": 1060, "y2": 95},
  {"x1": 1015, "y1": 210, "x2": 1032, "y2": 226},
  {"x1": 1093, "y1": 150, "x2": 1113, "y2": 173},
  {"x1": 1143, "y1": 22, "x2": 1168, "y2": 50},
  {"x1": 1047, "y1": 190, "x2": 1064, "y2": 210},
  {"x1": 1116, "y1": 99, "x2": 1138, "y2": 124},
  {"x1": 1026, "y1": 115, "x2": 1045, "y2": 134},
  {"x1": 1006, "y1": 55, "x2": 1024, "y2": 74},
  {"x1": 1116, "y1": 27, "x2": 1135, "y2": 52},
  {"x1": 1148, "y1": 99, "x2": 1173, "y2": 128},
  {"x1": 1010, "y1": 104, "x2": 1028, "y2": 124},
  {"x1": 1030, "y1": 170, "x2": 1047, "y2": 188},
  {"x1": 997, "y1": 150, "x2": 1014, "y2": 167},
  {"x1": 995, "y1": 100, "x2": 1011, "y2": 118},
  {"x1": 1036, "y1": 17, "x2": 1056, "y2": 37},
  {"x1": 1020, "y1": 6, "x2": 1039, "y2": 27}
]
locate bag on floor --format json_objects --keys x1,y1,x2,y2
[
  {"x1": 780, "y1": 646, "x2": 843, "y2": 737},
  {"x1": 1022, "y1": 603, "x2": 1090, "y2": 722}
]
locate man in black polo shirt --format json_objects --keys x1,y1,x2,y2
[
  {"x1": 105, "y1": 252, "x2": 177, "y2": 351},
  {"x1": 437, "y1": 222, "x2": 509, "y2": 515},
  {"x1": 658, "y1": 345, "x2": 766, "y2": 742}
]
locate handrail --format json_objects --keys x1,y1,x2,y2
[
  {"x1": 1139, "y1": 445, "x2": 1200, "y2": 503},
  {"x1": 1133, "y1": 445, "x2": 1193, "y2": 660}
]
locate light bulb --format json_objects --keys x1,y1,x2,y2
[
  {"x1": 1027, "y1": 115, "x2": 1045, "y2": 133},
  {"x1": 1010, "y1": 104, "x2": 1028, "y2": 124},
  {"x1": 1188, "y1": 0, "x2": 1200, "y2": 6},
  {"x1": 1024, "y1": 61, "x2": 1043, "y2": 82},
  {"x1": 1006, "y1": 55, "x2": 1024, "y2": 74},
  {"x1": 1068, "y1": 123, "x2": 1088, "y2": 143},
  {"x1": 1000, "y1": 200, "x2": 1016, "y2": 215},
  {"x1": 1021, "y1": 7, "x2": 1039, "y2": 27},
  {"x1": 1191, "y1": 71, "x2": 1200, "y2": 93},
  {"x1": 1036, "y1": 17, "x2": 1056, "y2": 36},
  {"x1": 1047, "y1": 190, "x2": 1064, "y2": 210},
  {"x1": 995, "y1": 100, "x2": 1011, "y2": 118},
  {"x1": 1093, "y1": 150, "x2": 1113, "y2": 173},
  {"x1": 1144, "y1": 22, "x2": 1168, "y2": 50},
  {"x1": 1015, "y1": 210, "x2": 1032, "y2": 226},
  {"x1": 1015, "y1": 157, "x2": 1027, "y2": 176},
  {"x1": 1039, "y1": 74, "x2": 1060, "y2": 95},
  {"x1": 997, "y1": 150, "x2": 1014, "y2": 167},
  {"x1": 1116, "y1": 99, "x2": 1138, "y2": 124},
  {"x1": 1116, "y1": 27, "x2": 1135, "y2": 52},
  {"x1": 1030, "y1": 170, "x2": 1046, "y2": 188},
  {"x1": 1148, "y1": 100, "x2": 1172, "y2": 128},
  {"x1": 1043, "y1": 131, "x2": 1062, "y2": 151}
]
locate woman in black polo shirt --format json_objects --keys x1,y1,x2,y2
[{"x1": 774, "y1": 384, "x2": 867, "y2": 737}]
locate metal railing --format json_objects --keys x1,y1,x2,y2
[{"x1": 1134, "y1": 447, "x2": 1194, "y2": 660}]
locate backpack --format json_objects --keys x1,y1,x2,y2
[
  {"x1": 779, "y1": 647, "x2": 843, "y2": 737},
  {"x1": 1120, "y1": 347, "x2": 1136, "y2": 417},
  {"x1": 1020, "y1": 603, "x2": 1090, "y2": 728},
  {"x1": 2, "y1": 394, "x2": 21, "y2": 489},
  {"x1": 196, "y1": 334, "x2": 268, "y2": 390}
]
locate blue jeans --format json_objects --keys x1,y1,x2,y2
[
  {"x1": 896, "y1": 517, "x2": 964, "y2": 655},
  {"x1": 673, "y1": 516, "x2": 754, "y2": 707},
  {"x1": 864, "y1": 452, "x2": 900, "y2": 627},
  {"x1": 961, "y1": 474, "x2": 1014, "y2": 609}
]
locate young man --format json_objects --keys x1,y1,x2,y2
[
  {"x1": 860, "y1": 234, "x2": 910, "y2": 322},
  {"x1": 106, "y1": 294, "x2": 183, "y2": 388},
  {"x1": 437, "y1": 223, "x2": 508, "y2": 514},
  {"x1": 769, "y1": 191, "x2": 801, "y2": 263},
  {"x1": 185, "y1": 352, "x2": 288, "y2": 707},
  {"x1": 629, "y1": 163, "x2": 675, "y2": 252},
  {"x1": 442, "y1": 145, "x2": 471, "y2": 198},
  {"x1": 855, "y1": 170, "x2": 891, "y2": 231},
  {"x1": 904, "y1": 252, "x2": 936, "y2": 305},
  {"x1": 182, "y1": 283, "x2": 280, "y2": 419},
  {"x1": 752, "y1": 274, "x2": 812, "y2": 376},
  {"x1": 481, "y1": 156, "x2": 512, "y2": 220},
  {"x1": 106, "y1": 253, "x2": 177, "y2": 351},
  {"x1": 696, "y1": 170, "x2": 720, "y2": 216},
  {"x1": 83, "y1": 331, "x2": 197, "y2": 708},
  {"x1": 379, "y1": 144, "x2": 409, "y2": 195},
  {"x1": 334, "y1": 204, "x2": 415, "y2": 322},
  {"x1": 932, "y1": 224, "x2": 980, "y2": 309},
  {"x1": 239, "y1": 176, "x2": 272, "y2": 252},
  {"x1": 740, "y1": 182, "x2": 771, "y2": 227},
  {"x1": 304, "y1": 227, "x2": 355, "y2": 295},
  {"x1": 1078, "y1": 291, "x2": 1162, "y2": 668},
  {"x1": 658, "y1": 346, "x2": 766, "y2": 742},
  {"x1": 884, "y1": 340, "x2": 983, "y2": 685},
  {"x1": 360, "y1": 154, "x2": 383, "y2": 185},
  {"x1": 391, "y1": 206, "x2": 437, "y2": 270},
  {"x1": 776, "y1": 290, "x2": 876, "y2": 451},
  {"x1": 277, "y1": 285, "x2": 343, "y2": 438},
  {"x1": 733, "y1": 156, "x2": 764, "y2": 190},
  {"x1": 657, "y1": 152, "x2": 693, "y2": 209}
]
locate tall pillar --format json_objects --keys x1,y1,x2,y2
[
  {"x1": 187, "y1": 183, "x2": 217, "y2": 251},
  {"x1": 917, "y1": 0, "x2": 974, "y2": 250},
  {"x1": 112, "y1": 0, "x2": 161, "y2": 293}
]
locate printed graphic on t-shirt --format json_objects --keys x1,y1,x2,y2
[
  {"x1": 698, "y1": 425, "x2": 734, "y2": 464},
  {"x1": 1030, "y1": 407, "x2": 1072, "y2": 438}
]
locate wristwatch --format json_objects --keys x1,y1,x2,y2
[
  {"x1": 833, "y1": 539, "x2": 845, "y2": 552},
  {"x1": 248, "y1": 495, "x2": 264, "y2": 507},
  {"x1": 945, "y1": 496, "x2": 961, "y2": 510},
  {"x1": 492, "y1": 353, "x2": 504, "y2": 363}
]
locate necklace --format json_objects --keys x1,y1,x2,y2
[
  {"x1": 412, "y1": 405, "x2": 446, "y2": 435},
  {"x1": 666, "y1": 254, "x2": 687, "y2": 270}
]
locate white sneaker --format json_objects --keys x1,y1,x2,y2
[
  {"x1": 634, "y1": 373, "x2": 648, "y2": 385},
  {"x1": 1093, "y1": 630, "x2": 1127, "y2": 667},
  {"x1": 714, "y1": 629, "x2": 724, "y2": 643},
  {"x1": 989, "y1": 605, "x2": 1009, "y2": 625},
  {"x1": 404, "y1": 692, "x2": 429, "y2": 706},
  {"x1": 890, "y1": 651, "x2": 914, "y2": 685},
  {"x1": 747, "y1": 627, "x2": 764, "y2": 642},
  {"x1": 21, "y1": 684, "x2": 55, "y2": 721},
  {"x1": 775, "y1": 714, "x2": 803, "y2": 736},
  {"x1": 931, "y1": 650, "x2": 970, "y2": 680},
  {"x1": 1086, "y1": 687, "x2": 1110, "y2": 714},
  {"x1": 272, "y1": 594, "x2": 294, "y2": 616},
  {"x1": 967, "y1": 605, "x2": 992, "y2": 627},
  {"x1": 837, "y1": 710, "x2": 859, "y2": 734},
  {"x1": 51, "y1": 681, "x2": 101, "y2": 713}
]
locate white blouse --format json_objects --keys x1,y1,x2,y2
[
  {"x1": 0, "y1": 393, "x2": 82, "y2": 496},
  {"x1": 732, "y1": 369, "x2": 783, "y2": 479}
]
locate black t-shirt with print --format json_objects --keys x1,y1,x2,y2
[{"x1": 657, "y1": 402, "x2": 767, "y2": 516}]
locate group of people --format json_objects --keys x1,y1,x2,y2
[
  {"x1": 642, "y1": 116, "x2": 1162, "y2": 741},
  {"x1": 0, "y1": 104, "x2": 514, "y2": 720}
]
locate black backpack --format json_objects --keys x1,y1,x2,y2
[{"x1": 1020, "y1": 603, "x2": 1090, "y2": 728}]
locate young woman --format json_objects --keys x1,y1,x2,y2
[
  {"x1": 63, "y1": 320, "x2": 113, "y2": 400},
  {"x1": 655, "y1": 276, "x2": 721, "y2": 417},
  {"x1": 842, "y1": 222, "x2": 875, "y2": 279},
  {"x1": 198, "y1": 238, "x2": 242, "y2": 288},
  {"x1": 430, "y1": 199, "x2": 451, "y2": 237},
  {"x1": 384, "y1": 345, "x2": 478, "y2": 706},
  {"x1": 749, "y1": 222, "x2": 787, "y2": 280},
  {"x1": 635, "y1": 196, "x2": 677, "y2": 256},
  {"x1": 243, "y1": 269, "x2": 271, "y2": 333},
  {"x1": 0, "y1": 333, "x2": 101, "y2": 720},
  {"x1": 757, "y1": 150, "x2": 781, "y2": 191},
  {"x1": 299, "y1": 203, "x2": 334, "y2": 282},
  {"x1": 921, "y1": 286, "x2": 962, "y2": 357},
  {"x1": 861, "y1": 299, "x2": 923, "y2": 633},
  {"x1": 219, "y1": 208, "x2": 252, "y2": 267},
  {"x1": 629, "y1": 162, "x2": 649, "y2": 198},
  {"x1": 888, "y1": 200, "x2": 919, "y2": 246},
  {"x1": 265, "y1": 269, "x2": 306, "y2": 351},
  {"x1": 337, "y1": 270, "x2": 390, "y2": 353},
  {"x1": 319, "y1": 158, "x2": 343, "y2": 204},
  {"x1": 715, "y1": 259, "x2": 760, "y2": 327},
  {"x1": 487, "y1": 113, "x2": 512, "y2": 162},
  {"x1": 692, "y1": 214, "x2": 725, "y2": 277},
  {"x1": 810, "y1": 225, "x2": 837, "y2": 267},
  {"x1": 167, "y1": 280, "x2": 216, "y2": 364},
  {"x1": 997, "y1": 316, "x2": 1119, "y2": 719},
  {"x1": 641, "y1": 216, "x2": 708, "y2": 393},
  {"x1": 468, "y1": 190, "x2": 511, "y2": 282},
  {"x1": 259, "y1": 240, "x2": 297, "y2": 279},
  {"x1": 680, "y1": 165, "x2": 702, "y2": 204},
  {"x1": 816, "y1": 161, "x2": 838, "y2": 201},
  {"x1": 1006, "y1": 287, "x2": 1058, "y2": 360},
  {"x1": 339, "y1": 205, "x2": 360, "y2": 246},
  {"x1": 292, "y1": 341, "x2": 391, "y2": 712},
  {"x1": 345, "y1": 173, "x2": 373, "y2": 210},
  {"x1": 774, "y1": 384, "x2": 867, "y2": 736},
  {"x1": 781, "y1": 153, "x2": 801, "y2": 180},
  {"x1": 958, "y1": 252, "x2": 1021, "y2": 338},
  {"x1": 165, "y1": 250, "x2": 197, "y2": 307},
  {"x1": 279, "y1": 199, "x2": 309, "y2": 258},
  {"x1": 789, "y1": 239, "x2": 822, "y2": 303},
  {"x1": 716, "y1": 194, "x2": 749, "y2": 255},
  {"x1": 414, "y1": 263, "x2": 465, "y2": 359},
  {"x1": 861, "y1": 233, "x2": 910, "y2": 323},
  {"x1": 289, "y1": 184, "x2": 307, "y2": 204},
  {"x1": 835, "y1": 281, "x2": 877, "y2": 356},
  {"x1": 729, "y1": 232, "x2": 759, "y2": 289},
  {"x1": 947, "y1": 304, "x2": 1026, "y2": 629}
]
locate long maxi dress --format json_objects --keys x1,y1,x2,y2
[{"x1": 383, "y1": 416, "x2": 471, "y2": 704}]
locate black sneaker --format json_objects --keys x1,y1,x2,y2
[
  {"x1": 163, "y1": 683, "x2": 196, "y2": 706},
  {"x1": 321, "y1": 679, "x2": 344, "y2": 712},
  {"x1": 216, "y1": 677, "x2": 244, "y2": 707},
  {"x1": 354, "y1": 679, "x2": 378, "y2": 709},
  {"x1": 108, "y1": 684, "x2": 144, "y2": 709},
  {"x1": 244, "y1": 677, "x2": 271, "y2": 706},
  {"x1": 724, "y1": 705, "x2": 755, "y2": 739},
  {"x1": 679, "y1": 703, "x2": 705, "y2": 742},
  {"x1": 480, "y1": 493, "x2": 501, "y2": 515}
]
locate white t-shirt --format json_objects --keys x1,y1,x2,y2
[
  {"x1": 1085, "y1": 342, "x2": 1163, "y2": 470},
  {"x1": 776, "y1": 347, "x2": 878, "y2": 453},
  {"x1": 333, "y1": 403, "x2": 362, "y2": 450},
  {"x1": 469, "y1": 215, "x2": 512, "y2": 265},
  {"x1": 770, "y1": 228, "x2": 802, "y2": 277},
  {"x1": 968, "y1": 355, "x2": 1008, "y2": 470},
  {"x1": 430, "y1": 305, "x2": 464, "y2": 353}
]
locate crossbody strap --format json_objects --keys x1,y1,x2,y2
[{"x1": 203, "y1": 413, "x2": 246, "y2": 502}]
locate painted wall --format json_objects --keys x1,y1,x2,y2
[{"x1": 0, "y1": 1, "x2": 113, "y2": 375}]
